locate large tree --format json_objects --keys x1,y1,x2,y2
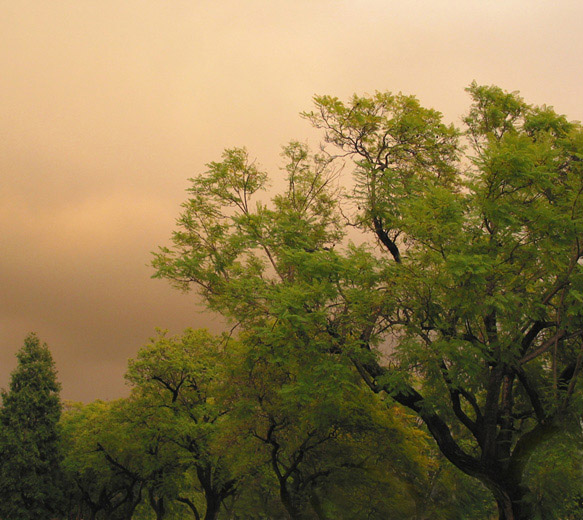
[
  {"x1": 153, "y1": 84, "x2": 583, "y2": 519},
  {"x1": 0, "y1": 333, "x2": 64, "y2": 519}
]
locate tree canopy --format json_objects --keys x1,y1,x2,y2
[
  {"x1": 2, "y1": 83, "x2": 580, "y2": 520},
  {"x1": 153, "y1": 83, "x2": 583, "y2": 520}
]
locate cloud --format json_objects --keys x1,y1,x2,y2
[{"x1": 0, "y1": 0, "x2": 582, "y2": 401}]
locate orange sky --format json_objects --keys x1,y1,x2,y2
[{"x1": 1, "y1": 0, "x2": 582, "y2": 402}]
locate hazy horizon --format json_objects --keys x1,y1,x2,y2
[{"x1": 2, "y1": 0, "x2": 582, "y2": 402}]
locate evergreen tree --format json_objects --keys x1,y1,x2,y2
[{"x1": 0, "y1": 333, "x2": 64, "y2": 519}]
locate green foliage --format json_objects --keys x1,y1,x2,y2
[
  {"x1": 0, "y1": 334, "x2": 64, "y2": 520},
  {"x1": 228, "y1": 327, "x2": 434, "y2": 519},
  {"x1": 126, "y1": 329, "x2": 239, "y2": 520},
  {"x1": 524, "y1": 425, "x2": 583, "y2": 519},
  {"x1": 154, "y1": 83, "x2": 583, "y2": 519},
  {"x1": 60, "y1": 400, "x2": 146, "y2": 519}
]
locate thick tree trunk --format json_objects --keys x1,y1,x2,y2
[
  {"x1": 355, "y1": 357, "x2": 547, "y2": 520},
  {"x1": 196, "y1": 463, "x2": 237, "y2": 520},
  {"x1": 488, "y1": 481, "x2": 533, "y2": 520},
  {"x1": 203, "y1": 494, "x2": 221, "y2": 520}
]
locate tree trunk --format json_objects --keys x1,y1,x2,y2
[
  {"x1": 177, "y1": 496, "x2": 201, "y2": 520},
  {"x1": 358, "y1": 357, "x2": 544, "y2": 520},
  {"x1": 489, "y1": 482, "x2": 533, "y2": 520},
  {"x1": 278, "y1": 481, "x2": 313, "y2": 520},
  {"x1": 148, "y1": 491, "x2": 166, "y2": 520},
  {"x1": 203, "y1": 492, "x2": 221, "y2": 520}
]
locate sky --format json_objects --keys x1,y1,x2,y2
[{"x1": 1, "y1": 0, "x2": 582, "y2": 402}]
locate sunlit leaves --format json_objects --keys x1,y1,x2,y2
[{"x1": 153, "y1": 84, "x2": 583, "y2": 517}]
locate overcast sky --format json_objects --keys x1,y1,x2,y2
[{"x1": 1, "y1": 0, "x2": 582, "y2": 402}]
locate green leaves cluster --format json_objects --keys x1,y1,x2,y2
[{"x1": 154, "y1": 83, "x2": 583, "y2": 519}]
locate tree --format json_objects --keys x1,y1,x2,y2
[
  {"x1": 126, "y1": 329, "x2": 239, "y2": 520},
  {"x1": 227, "y1": 330, "x2": 437, "y2": 520},
  {"x1": 303, "y1": 84, "x2": 583, "y2": 519},
  {"x1": 61, "y1": 400, "x2": 145, "y2": 520},
  {"x1": 0, "y1": 333, "x2": 64, "y2": 519},
  {"x1": 153, "y1": 85, "x2": 583, "y2": 520}
]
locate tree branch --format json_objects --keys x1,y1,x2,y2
[{"x1": 176, "y1": 496, "x2": 201, "y2": 520}]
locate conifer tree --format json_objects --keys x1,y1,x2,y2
[{"x1": 0, "y1": 333, "x2": 64, "y2": 519}]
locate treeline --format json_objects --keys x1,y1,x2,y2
[
  {"x1": 3, "y1": 82, "x2": 583, "y2": 519},
  {"x1": 1, "y1": 331, "x2": 581, "y2": 519},
  {"x1": 0, "y1": 332, "x2": 489, "y2": 519}
]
